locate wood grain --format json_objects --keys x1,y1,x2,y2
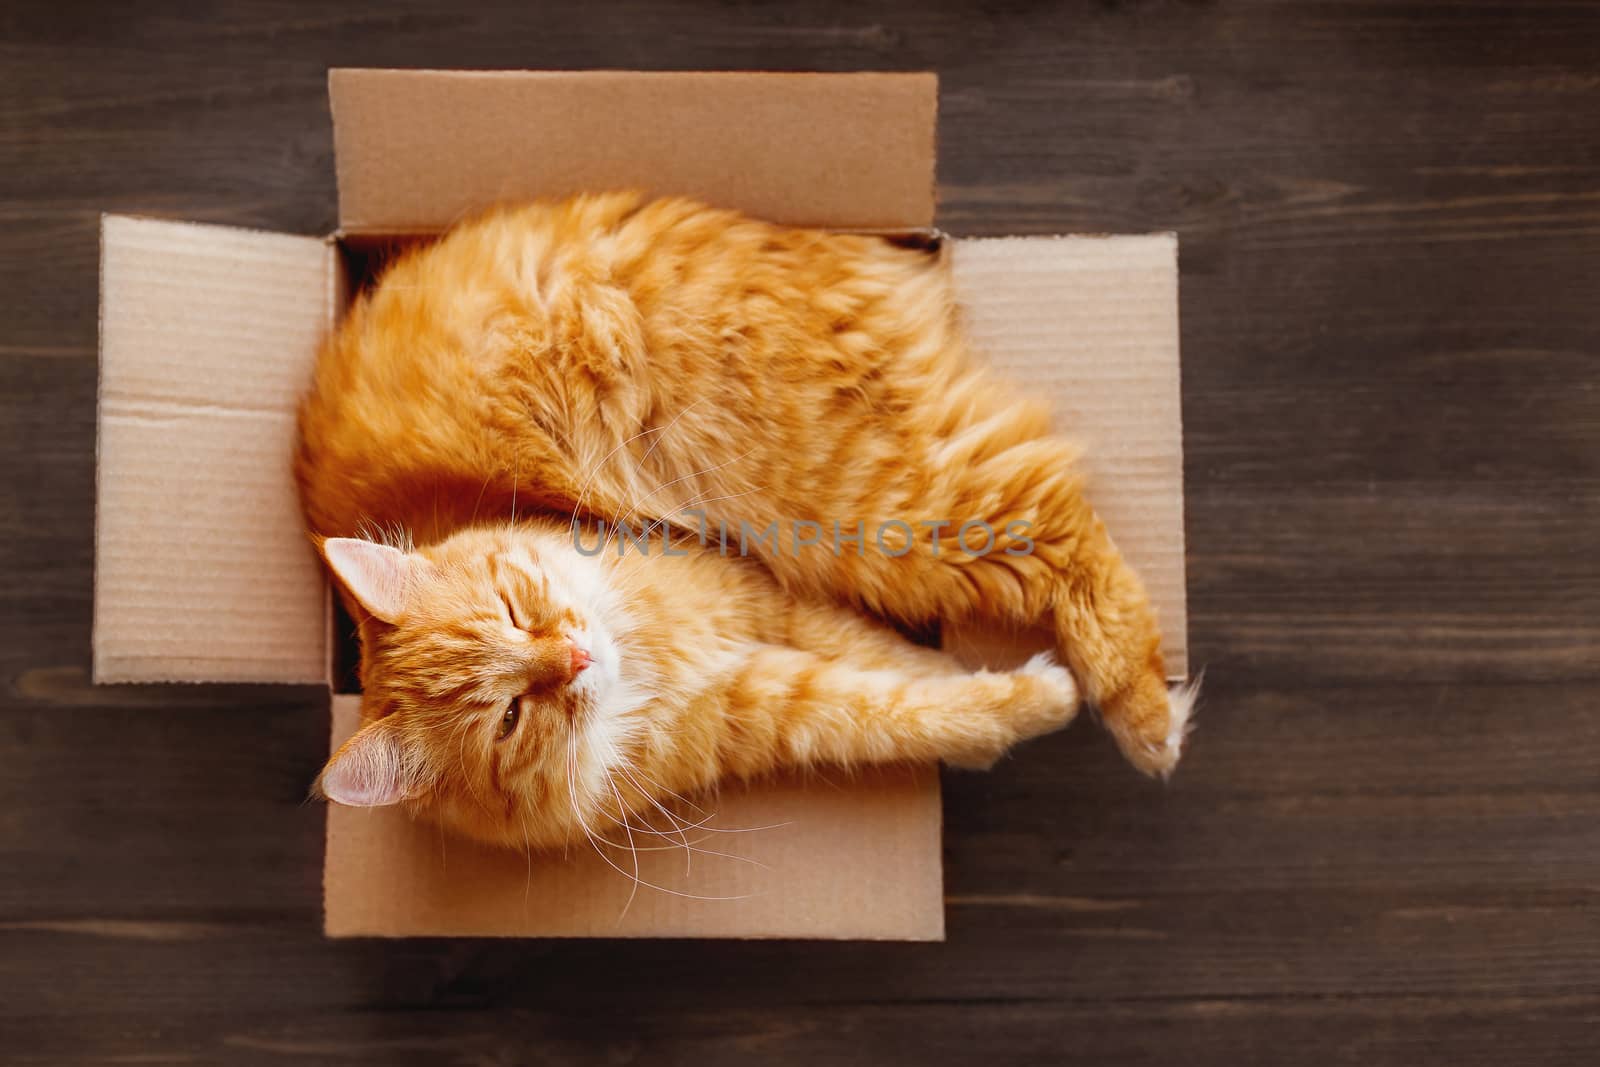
[{"x1": 2, "y1": 1, "x2": 1597, "y2": 1063}]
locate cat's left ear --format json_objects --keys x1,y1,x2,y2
[
  {"x1": 319, "y1": 537, "x2": 426, "y2": 624},
  {"x1": 315, "y1": 717, "x2": 416, "y2": 808}
]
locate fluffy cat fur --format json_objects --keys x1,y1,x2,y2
[{"x1": 296, "y1": 192, "x2": 1196, "y2": 851}]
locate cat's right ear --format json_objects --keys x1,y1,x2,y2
[
  {"x1": 315, "y1": 718, "x2": 414, "y2": 808},
  {"x1": 319, "y1": 537, "x2": 422, "y2": 624}
]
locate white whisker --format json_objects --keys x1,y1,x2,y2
[
  {"x1": 469, "y1": 465, "x2": 495, "y2": 524},
  {"x1": 603, "y1": 775, "x2": 642, "y2": 922},
  {"x1": 517, "y1": 805, "x2": 534, "y2": 914},
  {"x1": 510, "y1": 445, "x2": 520, "y2": 524},
  {"x1": 636, "y1": 485, "x2": 769, "y2": 544},
  {"x1": 610, "y1": 759, "x2": 693, "y2": 876},
  {"x1": 600, "y1": 739, "x2": 774, "y2": 871},
  {"x1": 602, "y1": 399, "x2": 711, "y2": 552},
  {"x1": 567, "y1": 398, "x2": 706, "y2": 541},
  {"x1": 563, "y1": 720, "x2": 755, "y2": 905},
  {"x1": 597, "y1": 755, "x2": 793, "y2": 836},
  {"x1": 563, "y1": 742, "x2": 755, "y2": 908},
  {"x1": 601, "y1": 447, "x2": 756, "y2": 556},
  {"x1": 448, "y1": 713, "x2": 494, "y2": 815}
]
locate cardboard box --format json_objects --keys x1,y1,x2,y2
[{"x1": 94, "y1": 70, "x2": 1186, "y2": 939}]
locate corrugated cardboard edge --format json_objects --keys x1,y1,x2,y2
[
  {"x1": 1167, "y1": 233, "x2": 1190, "y2": 681},
  {"x1": 92, "y1": 215, "x2": 108, "y2": 682}
]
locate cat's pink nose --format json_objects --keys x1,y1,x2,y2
[{"x1": 570, "y1": 645, "x2": 591, "y2": 676}]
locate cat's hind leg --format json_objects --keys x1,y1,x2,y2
[{"x1": 948, "y1": 436, "x2": 1193, "y2": 776}]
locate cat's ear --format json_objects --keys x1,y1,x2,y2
[
  {"x1": 319, "y1": 537, "x2": 422, "y2": 624},
  {"x1": 315, "y1": 718, "x2": 414, "y2": 808}
]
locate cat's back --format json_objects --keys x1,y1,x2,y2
[{"x1": 295, "y1": 193, "x2": 956, "y2": 544}]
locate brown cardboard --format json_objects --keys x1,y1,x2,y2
[
  {"x1": 95, "y1": 216, "x2": 335, "y2": 684},
  {"x1": 330, "y1": 69, "x2": 937, "y2": 234},
  {"x1": 91, "y1": 70, "x2": 1189, "y2": 941}
]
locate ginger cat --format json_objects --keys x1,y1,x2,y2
[
  {"x1": 312, "y1": 523, "x2": 1078, "y2": 850},
  {"x1": 296, "y1": 193, "x2": 1196, "y2": 851}
]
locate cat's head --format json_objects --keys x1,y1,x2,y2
[{"x1": 311, "y1": 524, "x2": 633, "y2": 849}]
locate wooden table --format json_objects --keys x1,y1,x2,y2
[{"x1": 3, "y1": 3, "x2": 1596, "y2": 1063}]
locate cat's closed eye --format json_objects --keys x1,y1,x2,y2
[{"x1": 499, "y1": 593, "x2": 520, "y2": 628}]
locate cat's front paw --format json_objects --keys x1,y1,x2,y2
[{"x1": 1011, "y1": 652, "x2": 1081, "y2": 739}]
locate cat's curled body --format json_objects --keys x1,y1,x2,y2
[{"x1": 297, "y1": 192, "x2": 1196, "y2": 851}]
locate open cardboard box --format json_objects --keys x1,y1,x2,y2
[{"x1": 94, "y1": 70, "x2": 1187, "y2": 939}]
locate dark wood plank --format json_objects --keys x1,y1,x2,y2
[
  {"x1": 2, "y1": 0, "x2": 1598, "y2": 1063},
  {"x1": 3, "y1": 676, "x2": 1595, "y2": 1014},
  {"x1": 5, "y1": 997, "x2": 1597, "y2": 1067}
]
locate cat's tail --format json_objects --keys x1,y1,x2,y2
[
  {"x1": 1095, "y1": 672, "x2": 1201, "y2": 779},
  {"x1": 1047, "y1": 561, "x2": 1201, "y2": 778}
]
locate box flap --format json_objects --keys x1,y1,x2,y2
[
  {"x1": 944, "y1": 235, "x2": 1188, "y2": 678},
  {"x1": 94, "y1": 216, "x2": 334, "y2": 684},
  {"x1": 323, "y1": 698, "x2": 944, "y2": 939},
  {"x1": 329, "y1": 69, "x2": 937, "y2": 233}
]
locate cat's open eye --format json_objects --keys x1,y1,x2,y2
[{"x1": 497, "y1": 700, "x2": 520, "y2": 741}]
